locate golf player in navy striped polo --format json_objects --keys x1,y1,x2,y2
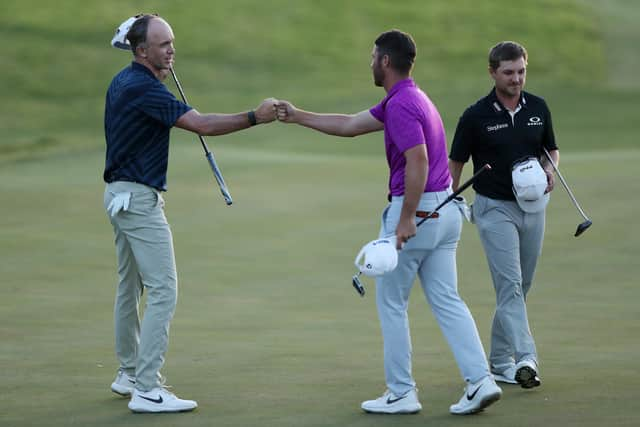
[{"x1": 103, "y1": 14, "x2": 277, "y2": 413}]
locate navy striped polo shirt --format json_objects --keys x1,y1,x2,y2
[{"x1": 103, "y1": 62, "x2": 192, "y2": 191}]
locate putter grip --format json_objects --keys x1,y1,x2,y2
[
  {"x1": 205, "y1": 150, "x2": 233, "y2": 205},
  {"x1": 455, "y1": 163, "x2": 491, "y2": 196}
]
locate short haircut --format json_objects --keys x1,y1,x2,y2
[
  {"x1": 374, "y1": 30, "x2": 416, "y2": 74},
  {"x1": 488, "y1": 41, "x2": 528, "y2": 70},
  {"x1": 126, "y1": 13, "x2": 159, "y2": 54}
]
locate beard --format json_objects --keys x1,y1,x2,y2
[{"x1": 372, "y1": 66, "x2": 384, "y2": 87}]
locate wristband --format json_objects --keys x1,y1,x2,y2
[{"x1": 248, "y1": 110, "x2": 257, "y2": 126}]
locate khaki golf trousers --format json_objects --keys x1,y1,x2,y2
[{"x1": 104, "y1": 181, "x2": 177, "y2": 392}]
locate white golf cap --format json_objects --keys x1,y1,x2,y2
[
  {"x1": 354, "y1": 236, "x2": 398, "y2": 277},
  {"x1": 111, "y1": 16, "x2": 139, "y2": 50},
  {"x1": 512, "y1": 157, "x2": 550, "y2": 213}
]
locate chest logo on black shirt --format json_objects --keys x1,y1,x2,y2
[
  {"x1": 527, "y1": 116, "x2": 543, "y2": 126},
  {"x1": 486, "y1": 123, "x2": 509, "y2": 132}
]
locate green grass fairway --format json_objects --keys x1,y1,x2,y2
[{"x1": 1, "y1": 142, "x2": 638, "y2": 427}]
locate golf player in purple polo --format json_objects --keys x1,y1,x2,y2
[{"x1": 276, "y1": 29, "x2": 501, "y2": 415}]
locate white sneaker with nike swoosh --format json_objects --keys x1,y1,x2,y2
[
  {"x1": 110, "y1": 370, "x2": 136, "y2": 396},
  {"x1": 361, "y1": 389, "x2": 422, "y2": 414},
  {"x1": 449, "y1": 375, "x2": 502, "y2": 415},
  {"x1": 128, "y1": 387, "x2": 198, "y2": 413}
]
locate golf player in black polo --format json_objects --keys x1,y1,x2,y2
[
  {"x1": 449, "y1": 41, "x2": 559, "y2": 389},
  {"x1": 104, "y1": 14, "x2": 276, "y2": 412}
]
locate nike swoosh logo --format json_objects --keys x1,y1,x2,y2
[
  {"x1": 386, "y1": 395, "x2": 407, "y2": 404},
  {"x1": 128, "y1": 379, "x2": 136, "y2": 384},
  {"x1": 467, "y1": 384, "x2": 483, "y2": 400},
  {"x1": 139, "y1": 395, "x2": 163, "y2": 404}
]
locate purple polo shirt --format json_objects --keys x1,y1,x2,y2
[{"x1": 370, "y1": 79, "x2": 451, "y2": 196}]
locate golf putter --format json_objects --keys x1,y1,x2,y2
[{"x1": 542, "y1": 148, "x2": 591, "y2": 236}]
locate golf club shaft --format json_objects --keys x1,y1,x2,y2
[
  {"x1": 542, "y1": 148, "x2": 589, "y2": 221},
  {"x1": 417, "y1": 163, "x2": 491, "y2": 227},
  {"x1": 169, "y1": 68, "x2": 233, "y2": 206}
]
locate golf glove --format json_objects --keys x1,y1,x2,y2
[
  {"x1": 107, "y1": 192, "x2": 131, "y2": 217},
  {"x1": 454, "y1": 196, "x2": 472, "y2": 223}
]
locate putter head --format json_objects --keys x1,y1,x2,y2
[
  {"x1": 352, "y1": 273, "x2": 365, "y2": 297},
  {"x1": 574, "y1": 220, "x2": 592, "y2": 237}
]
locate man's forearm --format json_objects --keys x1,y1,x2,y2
[
  {"x1": 400, "y1": 165, "x2": 426, "y2": 221},
  {"x1": 400, "y1": 147, "x2": 428, "y2": 222},
  {"x1": 176, "y1": 109, "x2": 256, "y2": 136},
  {"x1": 542, "y1": 149, "x2": 560, "y2": 174},
  {"x1": 199, "y1": 112, "x2": 255, "y2": 136},
  {"x1": 294, "y1": 110, "x2": 358, "y2": 137},
  {"x1": 449, "y1": 160, "x2": 465, "y2": 191}
]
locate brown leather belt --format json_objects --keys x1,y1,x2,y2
[{"x1": 416, "y1": 211, "x2": 439, "y2": 218}]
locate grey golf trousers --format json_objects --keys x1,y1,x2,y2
[
  {"x1": 375, "y1": 191, "x2": 490, "y2": 397},
  {"x1": 104, "y1": 181, "x2": 177, "y2": 391},
  {"x1": 472, "y1": 194, "x2": 544, "y2": 368}
]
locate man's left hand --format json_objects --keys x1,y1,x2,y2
[{"x1": 544, "y1": 169, "x2": 555, "y2": 193}]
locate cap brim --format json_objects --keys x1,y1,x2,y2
[
  {"x1": 515, "y1": 192, "x2": 550, "y2": 213},
  {"x1": 111, "y1": 40, "x2": 131, "y2": 50}
]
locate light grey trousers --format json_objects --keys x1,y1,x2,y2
[
  {"x1": 375, "y1": 191, "x2": 490, "y2": 397},
  {"x1": 104, "y1": 181, "x2": 177, "y2": 391},
  {"x1": 472, "y1": 194, "x2": 544, "y2": 368}
]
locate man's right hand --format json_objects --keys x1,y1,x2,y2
[
  {"x1": 254, "y1": 98, "x2": 278, "y2": 124},
  {"x1": 275, "y1": 100, "x2": 297, "y2": 123}
]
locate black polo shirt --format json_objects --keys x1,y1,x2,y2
[
  {"x1": 103, "y1": 62, "x2": 192, "y2": 191},
  {"x1": 449, "y1": 88, "x2": 558, "y2": 200}
]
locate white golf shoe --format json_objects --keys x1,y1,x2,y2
[
  {"x1": 361, "y1": 388, "x2": 422, "y2": 414},
  {"x1": 515, "y1": 359, "x2": 541, "y2": 389},
  {"x1": 128, "y1": 387, "x2": 198, "y2": 413},
  {"x1": 491, "y1": 363, "x2": 518, "y2": 384},
  {"x1": 449, "y1": 375, "x2": 502, "y2": 415},
  {"x1": 110, "y1": 370, "x2": 136, "y2": 396}
]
